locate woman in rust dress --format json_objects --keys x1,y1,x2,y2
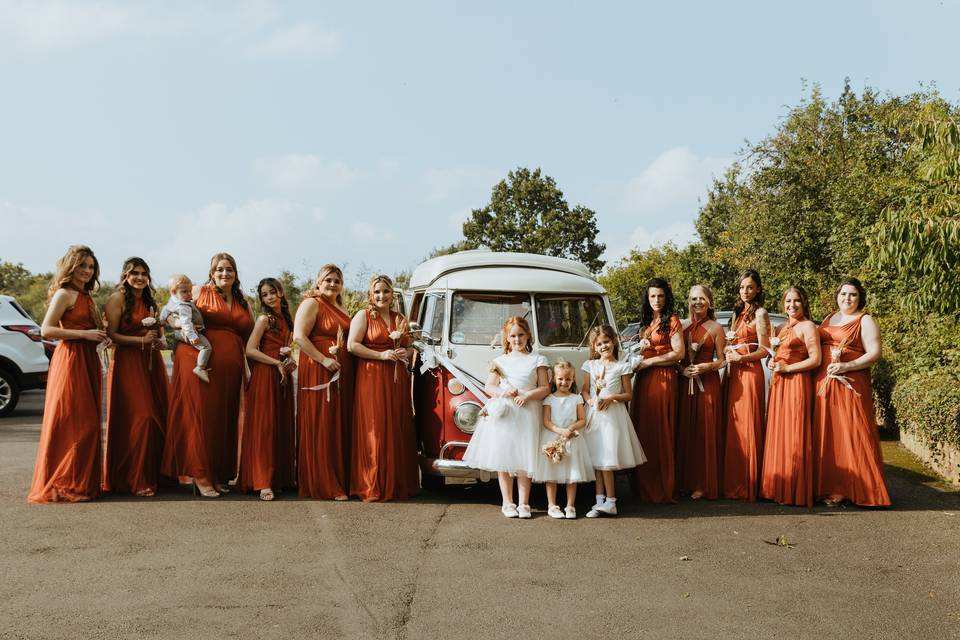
[
  {"x1": 677, "y1": 285, "x2": 726, "y2": 500},
  {"x1": 29, "y1": 245, "x2": 109, "y2": 503},
  {"x1": 238, "y1": 278, "x2": 297, "y2": 501},
  {"x1": 760, "y1": 286, "x2": 821, "y2": 507},
  {"x1": 813, "y1": 278, "x2": 890, "y2": 507},
  {"x1": 294, "y1": 264, "x2": 354, "y2": 500},
  {"x1": 629, "y1": 278, "x2": 684, "y2": 503},
  {"x1": 162, "y1": 253, "x2": 253, "y2": 497},
  {"x1": 347, "y1": 274, "x2": 419, "y2": 502},
  {"x1": 103, "y1": 257, "x2": 169, "y2": 497},
  {"x1": 722, "y1": 269, "x2": 771, "y2": 501}
]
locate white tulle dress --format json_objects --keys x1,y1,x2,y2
[
  {"x1": 534, "y1": 393, "x2": 595, "y2": 484},
  {"x1": 463, "y1": 352, "x2": 548, "y2": 476},
  {"x1": 581, "y1": 359, "x2": 647, "y2": 471}
]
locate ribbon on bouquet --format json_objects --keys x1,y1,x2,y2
[
  {"x1": 725, "y1": 341, "x2": 775, "y2": 359},
  {"x1": 688, "y1": 374, "x2": 705, "y2": 393},
  {"x1": 817, "y1": 373, "x2": 861, "y2": 397},
  {"x1": 302, "y1": 370, "x2": 341, "y2": 402}
]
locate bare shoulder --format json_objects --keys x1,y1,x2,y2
[
  {"x1": 860, "y1": 313, "x2": 879, "y2": 332},
  {"x1": 298, "y1": 296, "x2": 319, "y2": 312},
  {"x1": 755, "y1": 307, "x2": 769, "y2": 319},
  {"x1": 51, "y1": 287, "x2": 79, "y2": 307}
]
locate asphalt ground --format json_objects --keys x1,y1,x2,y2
[{"x1": 2, "y1": 390, "x2": 958, "y2": 640}]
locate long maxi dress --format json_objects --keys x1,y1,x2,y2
[
  {"x1": 629, "y1": 315, "x2": 682, "y2": 503},
  {"x1": 298, "y1": 296, "x2": 354, "y2": 498},
  {"x1": 28, "y1": 291, "x2": 102, "y2": 503},
  {"x1": 103, "y1": 297, "x2": 169, "y2": 495},
  {"x1": 238, "y1": 317, "x2": 296, "y2": 493},
  {"x1": 722, "y1": 312, "x2": 766, "y2": 501},
  {"x1": 350, "y1": 309, "x2": 419, "y2": 502},
  {"x1": 812, "y1": 314, "x2": 890, "y2": 506},
  {"x1": 162, "y1": 285, "x2": 253, "y2": 485},
  {"x1": 676, "y1": 318, "x2": 723, "y2": 499},
  {"x1": 760, "y1": 319, "x2": 814, "y2": 507}
]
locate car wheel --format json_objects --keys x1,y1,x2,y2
[
  {"x1": 0, "y1": 368, "x2": 20, "y2": 418},
  {"x1": 421, "y1": 473, "x2": 446, "y2": 492}
]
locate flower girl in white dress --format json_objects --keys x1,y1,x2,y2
[
  {"x1": 535, "y1": 360, "x2": 594, "y2": 519},
  {"x1": 463, "y1": 316, "x2": 550, "y2": 519},
  {"x1": 581, "y1": 325, "x2": 646, "y2": 518}
]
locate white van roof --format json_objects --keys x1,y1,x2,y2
[{"x1": 409, "y1": 250, "x2": 596, "y2": 290}]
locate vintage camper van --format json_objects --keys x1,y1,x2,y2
[{"x1": 407, "y1": 251, "x2": 616, "y2": 488}]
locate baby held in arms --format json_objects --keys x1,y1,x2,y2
[{"x1": 160, "y1": 274, "x2": 212, "y2": 383}]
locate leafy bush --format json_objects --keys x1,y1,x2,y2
[{"x1": 892, "y1": 370, "x2": 960, "y2": 452}]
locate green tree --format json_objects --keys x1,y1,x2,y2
[{"x1": 463, "y1": 167, "x2": 606, "y2": 272}]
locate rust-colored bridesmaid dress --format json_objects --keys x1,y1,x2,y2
[
  {"x1": 28, "y1": 292, "x2": 102, "y2": 503},
  {"x1": 238, "y1": 317, "x2": 296, "y2": 493},
  {"x1": 813, "y1": 314, "x2": 890, "y2": 506},
  {"x1": 760, "y1": 319, "x2": 814, "y2": 507},
  {"x1": 722, "y1": 312, "x2": 766, "y2": 501},
  {"x1": 677, "y1": 319, "x2": 722, "y2": 499},
  {"x1": 298, "y1": 296, "x2": 354, "y2": 498},
  {"x1": 162, "y1": 285, "x2": 253, "y2": 485},
  {"x1": 350, "y1": 310, "x2": 419, "y2": 502},
  {"x1": 103, "y1": 298, "x2": 168, "y2": 495},
  {"x1": 630, "y1": 315, "x2": 682, "y2": 503}
]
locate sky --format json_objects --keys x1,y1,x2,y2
[{"x1": 1, "y1": 0, "x2": 958, "y2": 289}]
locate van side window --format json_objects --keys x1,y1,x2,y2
[
  {"x1": 535, "y1": 294, "x2": 609, "y2": 347},
  {"x1": 421, "y1": 294, "x2": 446, "y2": 345}
]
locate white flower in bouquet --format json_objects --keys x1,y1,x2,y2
[
  {"x1": 830, "y1": 346, "x2": 842, "y2": 361},
  {"x1": 637, "y1": 338, "x2": 651, "y2": 351},
  {"x1": 328, "y1": 344, "x2": 339, "y2": 356},
  {"x1": 388, "y1": 330, "x2": 403, "y2": 341},
  {"x1": 279, "y1": 346, "x2": 292, "y2": 357},
  {"x1": 484, "y1": 397, "x2": 512, "y2": 420},
  {"x1": 769, "y1": 336, "x2": 781, "y2": 348},
  {"x1": 141, "y1": 317, "x2": 157, "y2": 328},
  {"x1": 725, "y1": 330, "x2": 736, "y2": 342}
]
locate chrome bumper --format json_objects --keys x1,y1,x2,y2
[{"x1": 423, "y1": 441, "x2": 493, "y2": 481}]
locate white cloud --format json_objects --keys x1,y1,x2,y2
[
  {"x1": 620, "y1": 146, "x2": 729, "y2": 217},
  {"x1": 248, "y1": 21, "x2": 340, "y2": 58},
  {"x1": 349, "y1": 222, "x2": 394, "y2": 243},
  {"x1": 255, "y1": 154, "x2": 356, "y2": 192},
  {"x1": 0, "y1": 0, "x2": 132, "y2": 51},
  {"x1": 602, "y1": 222, "x2": 699, "y2": 267},
  {"x1": 420, "y1": 167, "x2": 501, "y2": 203}
]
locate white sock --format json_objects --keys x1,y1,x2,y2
[
  {"x1": 595, "y1": 494, "x2": 606, "y2": 506},
  {"x1": 606, "y1": 497, "x2": 617, "y2": 503}
]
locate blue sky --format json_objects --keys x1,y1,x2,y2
[{"x1": 1, "y1": 0, "x2": 957, "y2": 289}]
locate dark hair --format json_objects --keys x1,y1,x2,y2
[
  {"x1": 587, "y1": 324, "x2": 621, "y2": 360},
  {"x1": 835, "y1": 277, "x2": 867, "y2": 311},
  {"x1": 116, "y1": 257, "x2": 157, "y2": 326},
  {"x1": 641, "y1": 278, "x2": 675, "y2": 336},
  {"x1": 733, "y1": 269, "x2": 765, "y2": 325},
  {"x1": 257, "y1": 277, "x2": 294, "y2": 332},
  {"x1": 782, "y1": 285, "x2": 811, "y2": 321},
  {"x1": 207, "y1": 252, "x2": 249, "y2": 311}
]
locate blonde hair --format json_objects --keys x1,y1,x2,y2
[
  {"x1": 687, "y1": 284, "x2": 716, "y2": 320},
  {"x1": 366, "y1": 274, "x2": 394, "y2": 309},
  {"x1": 587, "y1": 324, "x2": 620, "y2": 360},
  {"x1": 168, "y1": 273, "x2": 192, "y2": 291},
  {"x1": 501, "y1": 316, "x2": 533, "y2": 353},
  {"x1": 551, "y1": 358, "x2": 577, "y2": 393},
  {"x1": 312, "y1": 264, "x2": 344, "y2": 306},
  {"x1": 48, "y1": 245, "x2": 100, "y2": 299}
]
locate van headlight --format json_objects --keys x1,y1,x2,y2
[{"x1": 453, "y1": 401, "x2": 482, "y2": 434}]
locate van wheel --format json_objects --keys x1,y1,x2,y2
[
  {"x1": 421, "y1": 473, "x2": 446, "y2": 492},
  {"x1": 0, "y1": 369, "x2": 20, "y2": 418}
]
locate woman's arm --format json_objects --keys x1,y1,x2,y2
[
  {"x1": 105, "y1": 292, "x2": 154, "y2": 347},
  {"x1": 730, "y1": 308, "x2": 771, "y2": 364},
  {"x1": 636, "y1": 326, "x2": 685, "y2": 369},
  {"x1": 517, "y1": 367, "x2": 551, "y2": 405},
  {"x1": 348, "y1": 310, "x2": 397, "y2": 361},
  {"x1": 245, "y1": 316, "x2": 281, "y2": 366},
  {"x1": 833, "y1": 314, "x2": 881, "y2": 374},
  {"x1": 293, "y1": 298, "x2": 338, "y2": 369},
  {"x1": 41, "y1": 289, "x2": 106, "y2": 342}
]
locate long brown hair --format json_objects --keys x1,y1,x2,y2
[
  {"x1": 257, "y1": 277, "x2": 294, "y2": 332},
  {"x1": 732, "y1": 269, "x2": 765, "y2": 325},
  {"x1": 501, "y1": 316, "x2": 533, "y2": 353},
  {"x1": 116, "y1": 257, "x2": 157, "y2": 326},
  {"x1": 782, "y1": 285, "x2": 812, "y2": 321},
  {"x1": 309, "y1": 264, "x2": 345, "y2": 306},
  {"x1": 206, "y1": 252, "x2": 249, "y2": 311},
  {"x1": 366, "y1": 274, "x2": 394, "y2": 310},
  {"x1": 48, "y1": 245, "x2": 100, "y2": 299}
]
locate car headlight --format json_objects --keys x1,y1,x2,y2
[
  {"x1": 453, "y1": 401, "x2": 482, "y2": 434},
  {"x1": 447, "y1": 379, "x2": 466, "y2": 395}
]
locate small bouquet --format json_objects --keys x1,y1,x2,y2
[
  {"x1": 328, "y1": 326, "x2": 344, "y2": 359},
  {"x1": 92, "y1": 308, "x2": 111, "y2": 373},
  {"x1": 818, "y1": 337, "x2": 860, "y2": 397},
  {"x1": 687, "y1": 340, "x2": 702, "y2": 395},
  {"x1": 389, "y1": 317, "x2": 408, "y2": 382},
  {"x1": 592, "y1": 365, "x2": 607, "y2": 407},
  {"x1": 542, "y1": 436, "x2": 570, "y2": 463},
  {"x1": 141, "y1": 314, "x2": 161, "y2": 370}
]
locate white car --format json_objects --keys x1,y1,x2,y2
[
  {"x1": 0, "y1": 295, "x2": 50, "y2": 417},
  {"x1": 407, "y1": 250, "x2": 616, "y2": 487}
]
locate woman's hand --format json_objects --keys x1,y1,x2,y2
[
  {"x1": 275, "y1": 361, "x2": 288, "y2": 384},
  {"x1": 322, "y1": 357, "x2": 342, "y2": 372},
  {"x1": 83, "y1": 329, "x2": 109, "y2": 343},
  {"x1": 514, "y1": 391, "x2": 529, "y2": 407},
  {"x1": 393, "y1": 347, "x2": 409, "y2": 362},
  {"x1": 689, "y1": 363, "x2": 711, "y2": 376},
  {"x1": 380, "y1": 349, "x2": 400, "y2": 362},
  {"x1": 725, "y1": 349, "x2": 743, "y2": 364},
  {"x1": 596, "y1": 397, "x2": 614, "y2": 411},
  {"x1": 560, "y1": 427, "x2": 574, "y2": 439},
  {"x1": 633, "y1": 359, "x2": 650, "y2": 372},
  {"x1": 681, "y1": 365, "x2": 695, "y2": 378},
  {"x1": 826, "y1": 361, "x2": 848, "y2": 376},
  {"x1": 769, "y1": 360, "x2": 788, "y2": 374}
]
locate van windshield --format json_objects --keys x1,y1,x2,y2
[
  {"x1": 450, "y1": 292, "x2": 531, "y2": 346},
  {"x1": 535, "y1": 294, "x2": 609, "y2": 347}
]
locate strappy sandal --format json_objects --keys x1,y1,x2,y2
[{"x1": 259, "y1": 488, "x2": 275, "y2": 501}]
